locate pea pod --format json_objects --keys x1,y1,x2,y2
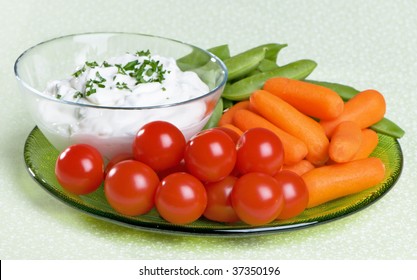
[
  {"x1": 257, "y1": 58, "x2": 280, "y2": 72},
  {"x1": 223, "y1": 43, "x2": 287, "y2": 81},
  {"x1": 222, "y1": 59, "x2": 317, "y2": 101},
  {"x1": 371, "y1": 118, "x2": 405, "y2": 139},
  {"x1": 306, "y1": 80, "x2": 405, "y2": 138},
  {"x1": 305, "y1": 80, "x2": 359, "y2": 101},
  {"x1": 257, "y1": 43, "x2": 288, "y2": 62},
  {"x1": 221, "y1": 97, "x2": 234, "y2": 110},
  {"x1": 207, "y1": 44, "x2": 231, "y2": 61},
  {"x1": 176, "y1": 48, "x2": 210, "y2": 71},
  {"x1": 203, "y1": 98, "x2": 224, "y2": 129},
  {"x1": 247, "y1": 58, "x2": 281, "y2": 76},
  {"x1": 224, "y1": 48, "x2": 266, "y2": 81}
]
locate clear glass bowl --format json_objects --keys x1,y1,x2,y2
[{"x1": 14, "y1": 32, "x2": 227, "y2": 160}]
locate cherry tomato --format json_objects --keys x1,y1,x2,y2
[
  {"x1": 155, "y1": 172, "x2": 207, "y2": 224},
  {"x1": 133, "y1": 121, "x2": 186, "y2": 172},
  {"x1": 156, "y1": 160, "x2": 187, "y2": 180},
  {"x1": 231, "y1": 172, "x2": 284, "y2": 226},
  {"x1": 104, "y1": 160, "x2": 160, "y2": 216},
  {"x1": 55, "y1": 144, "x2": 104, "y2": 195},
  {"x1": 203, "y1": 175, "x2": 239, "y2": 223},
  {"x1": 213, "y1": 127, "x2": 241, "y2": 144},
  {"x1": 236, "y1": 127, "x2": 284, "y2": 176},
  {"x1": 274, "y1": 170, "x2": 309, "y2": 220},
  {"x1": 184, "y1": 129, "x2": 236, "y2": 182},
  {"x1": 104, "y1": 153, "x2": 133, "y2": 177}
]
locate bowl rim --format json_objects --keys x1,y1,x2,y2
[{"x1": 14, "y1": 31, "x2": 228, "y2": 110}]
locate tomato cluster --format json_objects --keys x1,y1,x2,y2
[{"x1": 55, "y1": 121, "x2": 309, "y2": 226}]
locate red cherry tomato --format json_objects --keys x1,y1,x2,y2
[
  {"x1": 104, "y1": 153, "x2": 133, "y2": 177},
  {"x1": 213, "y1": 127, "x2": 241, "y2": 144},
  {"x1": 104, "y1": 160, "x2": 160, "y2": 216},
  {"x1": 203, "y1": 175, "x2": 239, "y2": 223},
  {"x1": 55, "y1": 144, "x2": 104, "y2": 195},
  {"x1": 184, "y1": 129, "x2": 237, "y2": 182},
  {"x1": 156, "y1": 160, "x2": 187, "y2": 180},
  {"x1": 236, "y1": 127, "x2": 284, "y2": 176},
  {"x1": 133, "y1": 121, "x2": 186, "y2": 172},
  {"x1": 155, "y1": 172, "x2": 207, "y2": 224},
  {"x1": 231, "y1": 172, "x2": 284, "y2": 226},
  {"x1": 274, "y1": 170, "x2": 309, "y2": 220}
]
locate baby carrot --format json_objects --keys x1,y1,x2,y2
[
  {"x1": 320, "y1": 89, "x2": 386, "y2": 137},
  {"x1": 218, "y1": 100, "x2": 250, "y2": 126},
  {"x1": 250, "y1": 90, "x2": 329, "y2": 165},
  {"x1": 302, "y1": 157, "x2": 385, "y2": 208},
  {"x1": 283, "y1": 160, "x2": 315, "y2": 176},
  {"x1": 351, "y1": 129, "x2": 379, "y2": 160},
  {"x1": 329, "y1": 121, "x2": 362, "y2": 163},
  {"x1": 233, "y1": 109, "x2": 308, "y2": 165},
  {"x1": 263, "y1": 77, "x2": 344, "y2": 120}
]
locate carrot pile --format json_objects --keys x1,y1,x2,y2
[{"x1": 218, "y1": 77, "x2": 387, "y2": 208}]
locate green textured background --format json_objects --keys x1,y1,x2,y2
[{"x1": 1, "y1": 0, "x2": 415, "y2": 259}]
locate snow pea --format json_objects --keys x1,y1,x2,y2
[
  {"x1": 257, "y1": 58, "x2": 280, "y2": 72},
  {"x1": 306, "y1": 80, "x2": 405, "y2": 138},
  {"x1": 221, "y1": 97, "x2": 234, "y2": 110},
  {"x1": 222, "y1": 59, "x2": 317, "y2": 101},
  {"x1": 223, "y1": 43, "x2": 287, "y2": 81},
  {"x1": 305, "y1": 80, "x2": 360, "y2": 101},
  {"x1": 176, "y1": 48, "x2": 210, "y2": 71},
  {"x1": 223, "y1": 48, "x2": 266, "y2": 81},
  {"x1": 207, "y1": 44, "x2": 231, "y2": 61}
]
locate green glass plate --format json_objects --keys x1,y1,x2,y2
[{"x1": 24, "y1": 126, "x2": 403, "y2": 236}]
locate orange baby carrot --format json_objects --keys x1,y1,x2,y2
[
  {"x1": 302, "y1": 157, "x2": 385, "y2": 208},
  {"x1": 218, "y1": 100, "x2": 250, "y2": 126},
  {"x1": 250, "y1": 90, "x2": 329, "y2": 166},
  {"x1": 263, "y1": 77, "x2": 344, "y2": 120},
  {"x1": 351, "y1": 129, "x2": 379, "y2": 160},
  {"x1": 283, "y1": 160, "x2": 315, "y2": 176},
  {"x1": 233, "y1": 109, "x2": 308, "y2": 165},
  {"x1": 320, "y1": 89, "x2": 386, "y2": 137},
  {"x1": 329, "y1": 121, "x2": 362, "y2": 163}
]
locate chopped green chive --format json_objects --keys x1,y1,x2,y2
[{"x1": 69, "y1": 50, "x2": 167, "y2": 99}]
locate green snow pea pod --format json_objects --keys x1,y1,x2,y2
[
  {"x1": 306, "y1": 80, "x2": 405, "y2": 138},
  {"x1": 371, "y1": 118, "x2": 405, "y2": 139},
  {"x1": 207, "y1": 44, "x2": 231, "y2": 61},
  {"x1": 222, "y1": 59, "x2": 317, "y2": 101},
  {"x1": 250, "y1": 43, "x2": 288, "y2": 62},
  {"x1": 247, "y1": 59, "x2": 280, "y2": 76},
  {"x1": 257, "y1": 59, "x2": 280, "y2": 72},
  {"x1": 221, "y1": 97, "x2": 234, "y2": 110},
  {"x1": 176, "y1": 49, "x2": 210, "y2": 71},
  {"x1": 203, "y1": 98, "x2": 224, "y2": 129},
  {"x1": 223, "y1": 48, "x2": 266, "y2": 81},
  {"x1": 223, "y1": 43, "x2": 287, "y2": 81},
  {"x1": 305, "y1": 80, "x2": 359, "y2": 101}
]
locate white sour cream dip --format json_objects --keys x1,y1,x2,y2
[{"x1": 39, "y1": 51, "x2": 211, "y2": 159}]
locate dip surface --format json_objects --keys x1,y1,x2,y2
[{"x1": 44, "y1": 50, "x2": 209, "y2": 107}]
